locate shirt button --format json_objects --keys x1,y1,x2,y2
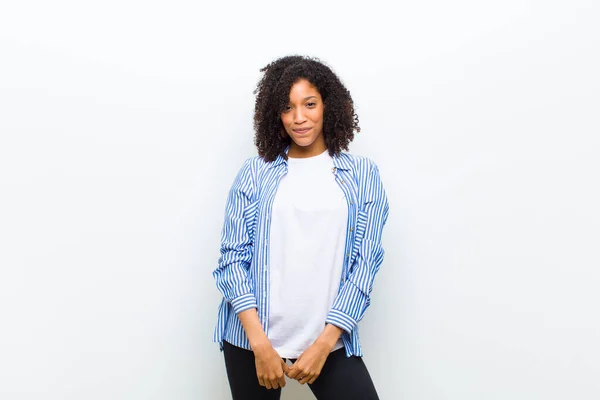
[{"x1": 349, "y1": 227, "x2": 353, "y2": 231}]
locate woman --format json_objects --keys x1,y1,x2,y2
[{"x1": 212, "y1": 55, "x2": 389, "y2": 400}]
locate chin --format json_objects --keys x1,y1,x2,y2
[{"x1": 292, "y1": 139, "x2": 316, "y2": 148}]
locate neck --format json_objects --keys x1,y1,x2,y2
[{"x1": 288, "y1": 141, "x2": 327, "y2": 159}]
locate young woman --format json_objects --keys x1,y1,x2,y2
[{"x1": 212, "y1": 55, "x2": 389, "y2": 400}]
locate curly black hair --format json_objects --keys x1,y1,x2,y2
[{"x1": 253, "y1": 55, "x2": 360, "y2": 162}]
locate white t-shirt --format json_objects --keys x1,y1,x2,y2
[{"x1": 267, "y1": 149, "x2": 348, "y2": 358}]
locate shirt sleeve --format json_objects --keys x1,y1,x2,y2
[
  {"x1": 212, "y1": 158, "x2": 259, "y2": 314},
  {"x1": 325, "y1": 162, "x2": 390, "y2": 333}
]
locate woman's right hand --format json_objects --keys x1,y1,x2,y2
[
  {"x1": 237, "y1": 308, "x2": 288, "y2": 389},
  {"x1": 253, "y1": 341, "x2": 289, "y2": 390}
]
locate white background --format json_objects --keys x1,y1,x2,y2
[{"x1": 1, "y1": 1, "x2": 599, "y2": 399}]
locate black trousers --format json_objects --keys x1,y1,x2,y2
[{"x1": 222, "y1": 340, "x2": 379, "y2": 400}]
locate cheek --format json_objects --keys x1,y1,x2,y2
[
  {"x1": 313, "y1": 107, "x2": 324, "y2": 124},
  {"x1": 313, "y1": 114, "x2": 324, "y2": 127}
]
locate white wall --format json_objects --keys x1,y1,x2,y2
[{"x1": 1, "y1": 1, "x2": 598, "y2": 399}]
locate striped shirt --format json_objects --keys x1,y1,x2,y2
[{"x1": 212, "y1": 147, "x2": 389, "y2": 357}]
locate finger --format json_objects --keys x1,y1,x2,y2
[
  {"x1": 299, "y1": 374, "x2": 311, "y2": 385},
  {"x1": 270, "y1": 380, "x2": 279, "y2": 390},
  {"x1": 308, "y1": 375, "x2": 318, "y2": 385},
  {"x1": 280, "y1": 360, "x2": 291, "y2": 375},
  {"x1": 287, "y1": 365, "x2": 299, "y2": 379},
  {"x1": 258, "y1": 377, "x2": 265, "y2": 387},
  {"x1": 294, "y1": 370, "x2": 305, "y2": 382},
  {"x1": 264, "y1": 380, "x2": 272, "y2": 390},
  {"x1": 278, "y1": 374, "x2": 286, "y2": 388}
]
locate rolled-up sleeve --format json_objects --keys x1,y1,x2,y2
[
  {"x1": 212, "y1": 159, "x2": 258, "y2": 314},
  {"x1": 326, "y1": 162, "x2": 389, "y2": 333}
]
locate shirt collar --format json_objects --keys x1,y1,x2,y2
[{"x1": 270, "y1": 145, "x2": 352, "y2": 171}]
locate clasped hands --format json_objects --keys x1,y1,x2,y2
[
  {"x1": 254, "y1": 326, "x2": 342, "y2": 390},
  {"x1": 286, "y1": 339, "x2": 331, "y2": 385}
]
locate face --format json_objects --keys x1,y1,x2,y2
[{"x1": 280, "y1": 79, "x2": 326, "y2": 157}]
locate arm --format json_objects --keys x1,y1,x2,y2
[
  {"x1": 237, "y1": 308, "x2": 270, "y2": 349},
  {"x1": 325, "y1": 162, "x2": 390, "y2": 334},
  {"x1": 212, "y1": 159, "x2": 289, "y2": 389},
  {"x1": 288, "y1": 163, "x2": 389, "y2": 385},
  {"x1": 212, "y1": 158, "x2": 258, "y2": 314}
]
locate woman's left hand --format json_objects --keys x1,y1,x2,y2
[{"x1": 286, "y1": 341, "x2": 330, "y2": 385}]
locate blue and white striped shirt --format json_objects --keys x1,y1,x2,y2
[{"x1": 212, "y1": 147, "x2": 389, "y2": 357}]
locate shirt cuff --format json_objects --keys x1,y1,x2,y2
[
  {"x1": 325, "y1": 309, "x2": 357, "y2": 334},
  {"x1": 230, "y1": 293, "x2": 258, "y2": 314}
]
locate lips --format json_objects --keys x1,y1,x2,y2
[{"x1": 293, "y1": 128, "x2": 311, "y2": 134}]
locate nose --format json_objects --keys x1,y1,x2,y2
[{"x1": 293, "y1": 108, "x2": 306, "y2": 124}]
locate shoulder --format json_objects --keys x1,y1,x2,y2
[
  {"x1": 234, "y1": 155, "x2": 269, "y2": 173},
  {"x1": 337, "y1": 152, "x2": 380, "y2": 174},
  {"x1": 232, "y1": 155, "x2": 278, "y2": 187},
  {"x1": 238, "y1": 155, "x2": 276, "y2": 176}
]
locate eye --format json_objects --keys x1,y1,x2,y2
[
  {"x1": 306, "y1": 102, "x2": 316, "y2": 107},
  {"x1": 282, "y1": 105, "x2": 292, "y2": 113}
]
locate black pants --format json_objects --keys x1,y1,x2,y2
[{"x1": 222, "y1": 340, "x2": 379, "y2": 400}]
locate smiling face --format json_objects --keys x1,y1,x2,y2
[{"x1": 280, "y1": 78, "x2": 326, "y2": 158}]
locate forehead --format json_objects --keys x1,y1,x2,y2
[{"x1": 289, "y1": 79, "x2": 321, "y2": 99}]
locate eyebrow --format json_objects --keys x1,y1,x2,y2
[{"x1": 287, "y1": 96, "x2": 318, "y2": 105}]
